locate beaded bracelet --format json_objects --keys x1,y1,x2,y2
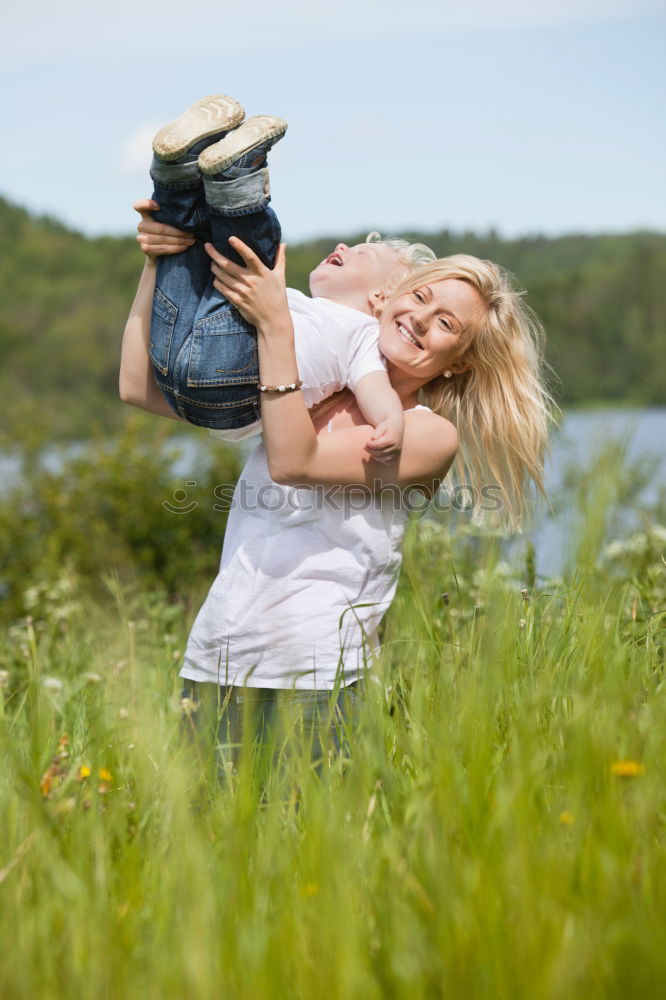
[{"x1": 257, "y1": 379, "x2": 303, "y2": 394}]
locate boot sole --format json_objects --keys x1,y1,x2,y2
[
  {"x1": 153, "y1": 95, "x2": 246, "y2": 162},
  {"x1": 198, "y1": 116, "x2": 288, "y2": 175}
]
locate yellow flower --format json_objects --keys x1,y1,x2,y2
[
  {"x1": 301, "y1": 882, "x2": 319, "y2": 897},
  {"x1": 77, "y1": 765, "x2": 91, "y2": 781},
  {"x1": 99, "y1": 768, "x2": 112, "y2": 782},
  {"x1": 559, "y1": 811, "x2": 575, "y2": 825},
  {"x1": 611, "y1": 760, "x2": 645, "y2": 777}
]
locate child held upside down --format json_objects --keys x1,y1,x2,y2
[{"x1": 121, "y1": 94, "x2": 435, "y2": 461}]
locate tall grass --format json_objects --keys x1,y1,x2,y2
[{"x1": 0, "y1": 469, "x2": 664, "y2": 998}]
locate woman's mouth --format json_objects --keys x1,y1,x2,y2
[
  {"x1": 396, "y1": 322, "x2": 423, "y2": 349},
  {"x1": 326, "y1": 252, "x2": 344, "y2": 266}
]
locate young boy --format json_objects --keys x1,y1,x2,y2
[{"x1": 140, "y1": 95, "x2": 434, "y2": 457}]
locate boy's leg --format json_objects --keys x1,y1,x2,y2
[
  {"x1": 144, "y1": 96, "x2": 245, "y2": 413},
  {"x1": 199, "y1": 116, "x2": 287, "y2": 269},
  {"x1": 168, "y1": 118, "x2": 287, "y2": 428}
]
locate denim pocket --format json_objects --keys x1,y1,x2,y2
[
  {"x1": 150, "y1": 288, "x2": 178, "y2": 375},
  {"x1": 187, "y1": 305, "x2": 259, "y2": 387}
]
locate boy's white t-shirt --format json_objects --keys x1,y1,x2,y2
[{"x1": 209, "y1": 288, "x2": 385, "y2": 441}]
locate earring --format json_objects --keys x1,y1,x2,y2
[{"x1": 443, "y1": 370, "x2": 453, "y2": 378}]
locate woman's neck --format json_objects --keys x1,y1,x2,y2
[{"x1": 385, "y1": 362, "x2": 428, "y2": 410}]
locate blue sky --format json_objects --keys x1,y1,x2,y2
[{"x1": 2, "y1": 0, "x2": 664, "y2": 242}]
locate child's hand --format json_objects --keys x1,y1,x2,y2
[
  {"x1": 134, "y1": 199, "x2": 195, "y2": 264},
  {"x1": 206, "y1": 238, "x2": 289, "y2": 330},
  {"x1": 366, "y1": 415, "x2": 404, "y2": 464}
]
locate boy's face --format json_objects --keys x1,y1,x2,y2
[{"x1": 309, "y1": 243, "x2": 404, "y2": 313}]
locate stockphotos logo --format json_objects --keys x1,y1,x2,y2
[{"x1": 162, "y1": 480, "x2": 502, "y2": 516}]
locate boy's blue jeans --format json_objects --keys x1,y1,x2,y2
[{"x1": 148, "y1": 159, "x2": 281, "y2": 429}]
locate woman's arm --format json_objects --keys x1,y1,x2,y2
[
  {"x1": 118, "y1": 200, "x2": 192, "y2": 420},
  {"x1": 207, "y1": 239, "x2": 458, "y2": 493}
]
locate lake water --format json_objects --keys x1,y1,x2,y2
[
  {"x1": 1, "y1": 408, "x2": 664, "y2": 578},
  {"x1": 526, "y1": 408, "x2": 665, "y2": 577}
]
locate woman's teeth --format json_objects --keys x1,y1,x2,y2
[{"x1": 397, "y1": 323, "x2": 421, "y2": 348}]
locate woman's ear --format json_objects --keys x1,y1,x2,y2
[
  {"x1": 368, "y1": 289, "x2": 386, "y2": 317},
  {"x1": 449, "y1": 359, "x2": 472, "y2": 376}
]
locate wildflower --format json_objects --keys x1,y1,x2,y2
[
  {"x1": 559, "y1": 811, "x2": 575, "y2": 825},
  {"x1": 301, "y1": 882, "x2": 319, "y2": 897},
  {"x1": 118, "y1": 707, "x2": 129, "y2": 720},
  {"x1": 0, "y1": 670, "x2": 9, "y2": 689},
  {"x1": 518, "y1": 618, "x2": 527, "y2": 629},
  {"x1": 611, "y1": 760, "x2": 645, "y2": 777},
  {"x1": 40, "y1": 764, "x2": 63, "y2": 798},
  {"x1": 43, "y1": 677, "x2": 63, "y2": 693},
  {"x1": 99, "y1": 768, "x2": 112, "y2": 782},
  {"x1": 82, "y1": 672, "x2": 102, "y2": 684},
  {"x1": 77, "y1": 765, "x2": 91, "y2": 781}
]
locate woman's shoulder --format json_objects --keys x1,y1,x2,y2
[
  {"x1": 404, "y1": 406, "x2": 459, "y2": 467},
  {"x1": 406, "y1": 405, "x2": 456, "y2": 433}
]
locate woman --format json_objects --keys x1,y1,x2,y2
[{"x1": 121, "y1": 208, "x2": 553, "y2": 763}]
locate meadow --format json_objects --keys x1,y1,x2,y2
[{"x1": 0, "y1": 423, "x2": 664, "y2": 999}]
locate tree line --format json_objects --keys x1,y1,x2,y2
[{"x1": 1, "y1": 195, "x2": 664, "y2": 443}]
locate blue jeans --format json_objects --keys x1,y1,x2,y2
[
  {"x1": 180, "y1": 680, "x2": 362, "y2": 782},
  {"x1": 148, "y1": 159, "x2": 282, "y2": 429}
]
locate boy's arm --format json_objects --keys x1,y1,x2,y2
[
  {"x1": 353, "y1": 370, "x2": 405, "y2": 464},
  {"x1": 119, "y1": 258, "x2": 184, "y2": 420}
]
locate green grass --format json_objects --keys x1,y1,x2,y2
[{"x1": 0, "y1": 519, "x2": 664, "y2": 1000}]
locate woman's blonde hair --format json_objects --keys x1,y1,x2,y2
[{"x1": 384, "y1": 254, "x2": 558, "y2": 530}]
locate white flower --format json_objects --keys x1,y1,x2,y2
[{"x1": 43, "y1": 677, "x2": 64, "y2": 693}]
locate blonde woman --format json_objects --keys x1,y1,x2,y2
[{"x1": 122, "y1": 219, "x2": 553, "y2": 763}]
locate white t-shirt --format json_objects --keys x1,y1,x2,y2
[
  {"x1": 180, "y1": 408, "x2": 432, "y2": 691},
  {"x1": 209, "y1": 288, "x2": 384, "y2": 441}
]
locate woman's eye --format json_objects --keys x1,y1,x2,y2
[
  {"x1": 439, "y1": 317, "x2": 453, "y2": 331},
  {"x1": 413, "y1": 290, "x2": 425, "y2": 302}
]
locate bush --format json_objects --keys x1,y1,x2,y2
[{"x1": 0, "y1": 414, "x2": 242, "y2": 623}]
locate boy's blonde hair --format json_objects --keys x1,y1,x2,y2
[
  {"x1": 365, "y1": 231, "x2": 437, "y2": 271},
  {"x1": 383, "y1": 254, "x2": 558, "y2": 529}
]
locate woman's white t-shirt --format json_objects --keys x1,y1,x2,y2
[{"x1": 180, "y1": 408, "x2": 431, "y2": 691}]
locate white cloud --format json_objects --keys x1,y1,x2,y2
[
  {"x1": 3, "y1": 0, "x2": 663, "y2": 64},
  {"x1": 118, "y1": 123, "x2": 161, "y2": 175}
]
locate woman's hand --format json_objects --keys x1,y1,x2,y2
[
  {"x1": 205, "y1": 238, "x2": 290, "y2": 329},
  {"x1": 134, "y1": 199, "x2": 194, "y2": 265}
]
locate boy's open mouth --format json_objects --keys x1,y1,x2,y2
[{"x1": 326, "y1": 252, "x2": 344, "y2": 266}]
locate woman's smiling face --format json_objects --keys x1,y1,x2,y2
[{"x1": 378, "y1": 278, "x2": 484, "y2": 381}]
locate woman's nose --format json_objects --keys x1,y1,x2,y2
[
  {"x1": 335, "y1": 243, "x2": 349, "y2": 253},
  {"x1": 411, "y1": 311, "x2": 425, "y2": 333}
]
